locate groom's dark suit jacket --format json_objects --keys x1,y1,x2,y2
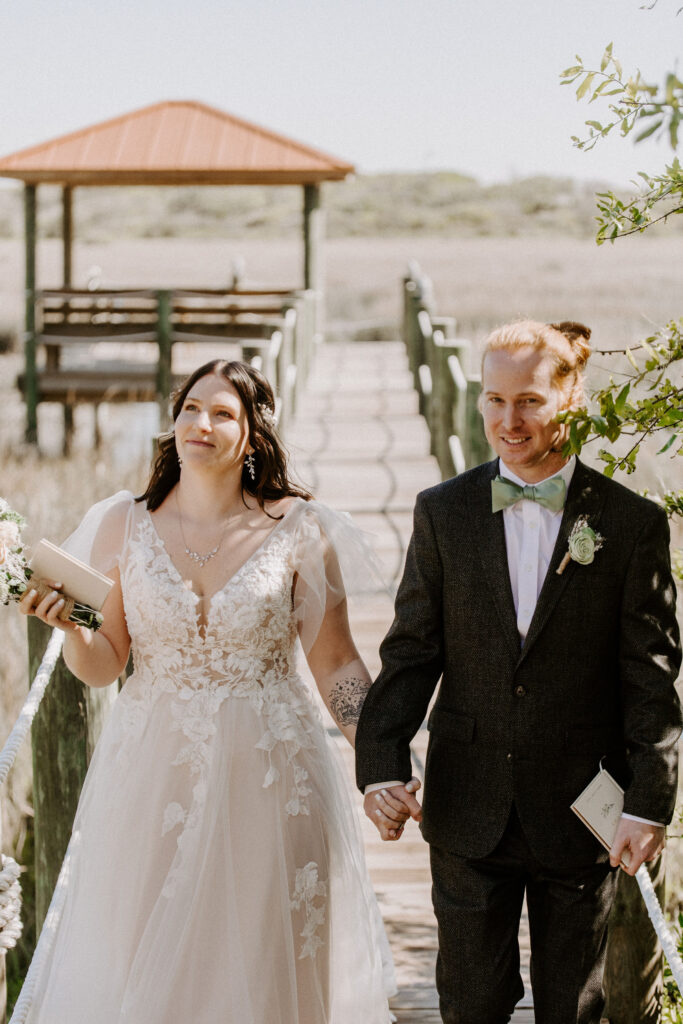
[{"x1": 356, "y1": 458, "x2": 682, "y2": 869}]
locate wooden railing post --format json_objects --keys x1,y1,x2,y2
[
  {"x1": 404, "y1": 283, "x2": 425, "y2": 391},
  {"x1": 156, "y1": 289, "x2": 172, "y2": 430},
  {"x1": 429, "y1": 332, "x2": 454, "y2": 477},
  {"x1": 465, "y1": 374, "x2": 492, "y2": 467},
  {"x1": 28, "y1": 619, "x2": 116, "y2": 931},
  {"x1": 276, "y1": 307, "x2": 297, "y2": 436},
  {"x1": 604, "y1": 857, "x2": 665, "y2": 1023}
]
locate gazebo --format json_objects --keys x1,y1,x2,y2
[{"x1": 0, "y1": 100, "x2": 354, "y2": 442}]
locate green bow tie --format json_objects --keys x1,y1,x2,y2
[{"x1": 491, "y1": 475, "x2": 567, "y2": 514}]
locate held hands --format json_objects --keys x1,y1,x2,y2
[
  {"x1": 18, "y1": 580, "x2": 84, "y2": 635},
  {"x1": 363, "y1": 778, "x2": 423, "y2": 842},
  {"x1": 610, "y1": 818, "x2": 666, "y2": 876}
]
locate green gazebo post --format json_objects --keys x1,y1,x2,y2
[{"x1": 23, "y1": 184, "x2": 37, "y2": 444}]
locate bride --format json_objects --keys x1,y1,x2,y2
[{"x1": 18, "y1": 358, "x2": 411, "y2": 1023}]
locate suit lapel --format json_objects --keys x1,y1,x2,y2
[
  {"x1": 467, "y1": 461, "x2": 521, "y2": 660},
  {"x1": 517, "y1": 459, "x2": 607, "y2": 666}
]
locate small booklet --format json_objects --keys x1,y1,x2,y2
[
  {"x1": 30, "y1": 539, "x2": 114, "y2": 611},
  {"x1": 571, "y1": 765, "x2": 631, "y2": 868}
]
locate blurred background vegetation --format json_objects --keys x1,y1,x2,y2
[{"x1": 0, "y1": 172, "x2": 672, "y2": 241}]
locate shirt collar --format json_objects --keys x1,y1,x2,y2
[{"x1": 498, "y1": 455, "x2": 576, "y2": 493}]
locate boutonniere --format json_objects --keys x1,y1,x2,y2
[{"x1": 556, "y1": 516, "x2": 604, "y2": 575}]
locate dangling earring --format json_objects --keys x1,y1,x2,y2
[
  {"x1": 178, "y1": 456, "x2": 183, "y2": 466},
  {"x1": 245, "y1": 453, "x2": 256, "y2": 481}
]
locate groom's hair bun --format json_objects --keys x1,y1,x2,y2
[
  {"x1": 549, "y1": 321, "x2": 592, "y2": 369},
  {"x1": 481, "y1": 318, "x2": 592, "y2": 410}
]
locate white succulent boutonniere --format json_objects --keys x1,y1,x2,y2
[{"x1": 556, "y1": 516, "x2": 604, "y2": 575}]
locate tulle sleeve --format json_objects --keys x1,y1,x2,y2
[
  {"x1": 291, "y1": 500, "x2": 388, "y2": 656},
  {"x1": 60, "y1": 490, "x2": 137, "y2": 576}
]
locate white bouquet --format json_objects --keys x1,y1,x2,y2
[{"x1": 0, "y1": 499, "x2": 104, "y2": 631}]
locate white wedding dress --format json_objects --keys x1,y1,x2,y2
[{"x1": 18, "y1": 493, "x2": 395, "y2": 1024}]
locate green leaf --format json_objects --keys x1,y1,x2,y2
[
  {"x1": 635, "y1": 118, "x2": 663, "y2": 143},
  {"x1": 590, "y1": 415, "x2": 609, "y2": 434},
  {"x1": 577, "y1": 73, "x2": 596, "y2": 101},
  {"x1": 614, "y1": 382, "x2": 631, "y2": 414},
  {"x1": 641, "y1": 339, "x2": 661, "y2": 363},
  {"x1": 670, "y1": 113, "x2": 679, "y2": 151},
  {"x1": 625, "y1": 348, "x2": 639, "y2": 370},
  {"x1": 658, "y1": 433, "x2": 679, "y2": 454}
]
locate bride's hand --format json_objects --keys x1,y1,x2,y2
[
  {"x1": 18, "y1": 579, "x2": 83, "y2": 633},
  {"x1": 364, "y1": 778, "x2": 422, "y2": 841}
]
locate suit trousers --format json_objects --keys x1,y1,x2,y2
[{"x1": 429, "y1": 806, "x2": 617, "y2": 1024}]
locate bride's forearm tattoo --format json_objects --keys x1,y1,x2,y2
[{"x1": 329, "y1": 677, "x2": 371, "y2": 727}]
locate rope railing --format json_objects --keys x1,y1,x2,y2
[
  {"x1": 636, "y1": 863, "x2": 683, "y2": 993},
  {"x1": 0, "y1": 629, "x2": 64, "y2": 964}
]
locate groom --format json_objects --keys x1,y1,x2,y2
[{"x1": 356, "y1": 320, "x2": 682, "y2": 1024}]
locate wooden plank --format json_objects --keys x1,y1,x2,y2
[
  {"x1": 173, "y1": 287, "x2": 297, "y2": 297},
  {"x1": 39, "y1": 288, "x2": 157, "y2": 299},
  {"x1": 171, "y1": 304, "x2": 285, "y2": 316},
  {"x1": 171, "y1": 324, "x2": 279, "y2": 341},
  {"x1": 39, "y1": 331, "x2": 159, "y2": 344}
]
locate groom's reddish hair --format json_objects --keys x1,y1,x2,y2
[{"x1": 481, "y1": 319, "x2": 592, "y2": 409}]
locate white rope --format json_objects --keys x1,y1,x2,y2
[
  {"x1": 636, "y1": 863, "x2": 683, "y2": 993},
  {"x1": 9, "y1": 837, "x2": 76, "y2": 1024},
  {"x1": 0, "y1": 855, "x2": 22, "y2": 951},
  {"x1": 0, "y1": 629, "x2": 64, "y2": 787}
]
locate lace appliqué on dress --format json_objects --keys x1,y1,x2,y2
[
  {"x1": 290, "y1": 862, "x2": 328, "y2": 960},
  {"x1": 122, "y1": 517, "x2": 327, "y2": 896}
]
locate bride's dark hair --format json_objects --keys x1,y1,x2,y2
[{"x1": 136, "y1": 359, "x2": 312, "y2": 514}]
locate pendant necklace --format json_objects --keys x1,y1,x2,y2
[{"x1": 175, "y1": 490, "x2": 232, "y2": 568}]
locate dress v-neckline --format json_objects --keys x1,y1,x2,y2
[{"x1": 144, "y1": 498, "x2": 302, "y2": 637}]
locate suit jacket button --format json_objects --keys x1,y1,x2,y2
[
  {"x1": 514, "y1": 685, "x2": 526, "y2": 698},
  {"x1": 506, "y1": 753, "x2": 513, "y2": 763}
]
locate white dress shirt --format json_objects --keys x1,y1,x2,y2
[
  {"x1": 498, "y1": 456, "x2": 575, "y2": 641},
  {"x1": 366, "y1": 457, "x2": 660, "y2": 826}
]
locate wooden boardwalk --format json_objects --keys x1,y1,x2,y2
[{"x1": 289, "y1": 340, "x2": 533, "y2": 1022}]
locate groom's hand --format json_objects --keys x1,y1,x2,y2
[
  {"x1": 364, "y1": 778, "x2": 423, "y2": 841},
  {"x1": 610, "y1": 818, "x2": 666, "y2": 875}
]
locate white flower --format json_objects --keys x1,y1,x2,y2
[
  {"x1": 0, "y1": 521, "x2": 20, "y2": 550},
  {"x1": 568, "y1": 524, "x2": 598, "y2": 564},
  {"x1": 557, "y1": 516, "x2": 605, "y2": 575}
]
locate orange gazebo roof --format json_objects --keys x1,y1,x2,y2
[{"x1": 0, "y1": 100, "x2": 355, "y2": 186}]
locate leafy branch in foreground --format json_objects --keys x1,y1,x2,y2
[
  {"x1": 560, "y1": 44, "x2": 683, "y2": 241},
  {"x1": 559, "y1": 319, "x2": 683, "y2": 521}
]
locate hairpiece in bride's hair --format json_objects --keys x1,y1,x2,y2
[{"x1": 259, "y1": 402, "x2": 276, "y2": 428}]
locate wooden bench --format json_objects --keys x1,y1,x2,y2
[{"x1": 21, "y1": 287, "x2": 317, "y2": 451}]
